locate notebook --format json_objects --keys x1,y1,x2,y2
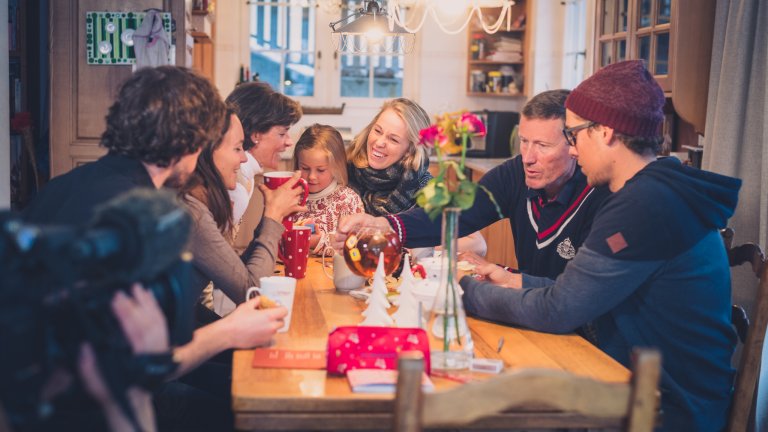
[{"x1": 346, "y1": 369, "x2": 434, "y2": 394}]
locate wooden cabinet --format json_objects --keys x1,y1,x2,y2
[
  {"x1": 595, "y1": 0, "x2": 672, "y2": 92},
  {"x1": 594, "y1": 0, "x2": 715, "y2": 157},
  {"x1": 466, "y1": 1, "x2": 529, "y2": 98},
  {"x1": 190, "y1": 8, "x2": 215, "y2": 81}
]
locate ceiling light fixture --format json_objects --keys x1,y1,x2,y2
[
  {"x1": 329, "y1": 0, "x2": 415, "y2": 55},
  {"x1": 387, "y1": 0, "x2": 516, "y2": 35}
]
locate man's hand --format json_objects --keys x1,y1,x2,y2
[
  {"x1": 170, "y1": 297, "x2": 288, "y2": 378},
  {"x1": 112, "y1": 284, "x2": 169, "y2": 354},
  {"x1": 332, "y1": 213, "x2": 390, "y2": 251},
  {"x1": 78, "y1": 283, "x2": 167, "y2": 432},
  {"x1": 221, "y1": 298, "x2": 288, "y2": 349},
  {"x1": 459, "y1": 251, "x2": 522, "y2": 288},
  {"x1": 260, "y1": 171, "x2": 308, "y2": 222}
]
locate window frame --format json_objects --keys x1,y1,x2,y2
[
  {"x1": 248, "y1": 1, "x2": 416, "y2": 108},
  {"x1": 594, "y1": 0, "x2": 672, "y2": 92}
]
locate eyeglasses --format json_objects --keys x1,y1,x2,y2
[{"x1": 562, "y1": 121, "x2": 597, "y2": 147}]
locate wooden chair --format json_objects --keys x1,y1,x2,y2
[
  {"x1": 393, "y1": 349, "x2": 661, "y2": 432},
  {"x1": 721, "y1": 227, "x2": 768, "y2": 432}
]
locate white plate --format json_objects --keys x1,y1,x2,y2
[{"x1": 348, "y1": 288, "x2": 370, "y2": 300}]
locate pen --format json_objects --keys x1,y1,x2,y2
[{"x1": 496, "y1": 336, "x2": 505, "y2": 353}]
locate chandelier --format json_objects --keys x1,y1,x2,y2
[
  {"x1": 386, "y1": 0, "x2": 516, "y2": 35},
  {"x1": 327, "y1": 0, "x2": 515, "y2": 54},
  {"x1": 329, "y1": 0, "x2": 416, "y2": 55}
]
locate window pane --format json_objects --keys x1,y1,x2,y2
[
  {"x1": 372, "y1": 55, "x2": 404, "y2": 98},
  {"x1": 284, "y1": 51, "x2": 315, "y2": 97},
  {"x1": 618, "y1": 0, "x2": 628, "y2": 32},
  {"x1": 341, "y1": 54, "x2": 371, "y2": 98},
  {"x1": 638, "y1": 0, "x2": 652, "y2": 28},
  {"x1": 601, "y1": 0, "x2": 615, "y2": 35},
  {"x1": 637, "y1": 35, "x2": 651, "y2": 65},
  {"x1": 252, "y1": 51, "x2": 281, "y2": 90},
  {"x1": 617, "y1": 39, "x2": 627, "y2": 62},
  {"x1": 601, "y1": 41, "x2": 613, "y2": 67},
  {"x1": 250, "y1": 1, "x2": 315, "y2": 95},
  {"x1": 657, "y1": 0, "x2": 671, "y2": 24},
  {"x1": 655, "y1": 32, "x2": 669, "y2": 75}
]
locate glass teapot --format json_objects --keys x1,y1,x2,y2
[{"x1": 342, "y1": 225, "x2": 402, "y2": 277}]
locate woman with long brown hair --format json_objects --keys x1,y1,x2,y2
[{"x1": 178, "y1": 108, "x2": 305, "y2": 312}]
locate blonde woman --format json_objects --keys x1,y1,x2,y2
[
  {"x1": 346, "y1": 98, "x2": 487, "y2": 256},
  {"x1": 346, "y1": 98, "x2": 432, "y2": 216}
]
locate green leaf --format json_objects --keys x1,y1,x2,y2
[{"x1": 453, "y1": 180, "x2": 477, "y2": 210}]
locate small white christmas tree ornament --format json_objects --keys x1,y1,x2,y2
[
  {"x1": 392, "y1": 254, "x2": 423, "y2": 328},
  {"x1": 360, "y1": 253, "x2": 394, "y2": 326}
]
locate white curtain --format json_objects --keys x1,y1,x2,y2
[{"x1": 701, "y1": 0, "x2": 768, "y2": 430}]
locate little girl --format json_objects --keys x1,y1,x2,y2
[{"x1": 293, "y1": 124, "x2": 364, "y2": 253}]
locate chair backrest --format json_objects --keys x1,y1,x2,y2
[
  {"x1": 721, "y1": 227, "x2": 768, "y2": 432},
  {"x1": 393, "y1": 349, "x2": 661, "y2": 432}
]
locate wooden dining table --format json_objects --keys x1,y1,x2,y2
[{"x1": 231, "y1": 257, "x2": 630, "y2": 431}]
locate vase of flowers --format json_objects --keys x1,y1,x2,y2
[{"x1": 416, "y1": 112, "x2": 501, "y2": 370}]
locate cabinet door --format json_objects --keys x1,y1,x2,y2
[{"x1": 595, "y1": 0, "x2": 672, "y2": 92}]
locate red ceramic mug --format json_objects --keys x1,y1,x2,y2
[
  {"x1": 263, "y1": 171, "x2": 310, "y2": 231},
  {"x1": 280, "y1": 226, "x2": 312, "y2": 279}
]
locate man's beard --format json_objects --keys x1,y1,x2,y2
[{"x1": 164, "y1": 168, "x2": 192, "y2": 189}]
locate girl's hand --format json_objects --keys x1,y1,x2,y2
[{"x1": 311, "y1": 230, "x2": 327, "y2": 255}]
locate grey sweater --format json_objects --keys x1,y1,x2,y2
[{"x1": 185, "y1": 195, "x2": 284, "y2": 304}]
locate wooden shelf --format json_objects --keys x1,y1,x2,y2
[
  {"x1": 469, "y1": 60, "x2": 523, "y2": 65},
  {"x1": 466, "y1": 2, "x2": 529, "y2": 97},
  {"x1": 466, "y1": 92, "x2": 525, "y2": 98}
]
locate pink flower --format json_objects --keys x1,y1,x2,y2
[
  {"x1": 418, "y1": 124, "x2": 445, "y2": 148},
  {"x1": 458, "y1": 112, "x2": 486, "y2": 137}
]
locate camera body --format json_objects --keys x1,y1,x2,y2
[{"x1": 0, "y1": 189, "x2": 195, "y2": 427}]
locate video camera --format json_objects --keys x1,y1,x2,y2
[{"x1": 0, "y1": 189, "x2": 195, "y2": 428}]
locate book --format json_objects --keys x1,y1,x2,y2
[
  {"x1": 251, "y1": 348, "x2": 326, "y2": 369},
  {"x1": 346, "y1": 369, "x2": 434, "y2": 394}
]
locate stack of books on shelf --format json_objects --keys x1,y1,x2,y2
[{"x1": 486, "y1": 36, "x2": 522, "y2": 62}]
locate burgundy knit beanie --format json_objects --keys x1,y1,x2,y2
[{"x1": 565, "y1": 60, "x2": 665, "y2": 137}]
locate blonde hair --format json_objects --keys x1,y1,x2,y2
[
  {"x1": 347, "y1": 98, "x2": 431, "y2": 171},
  {"x1": 292, "y1": 124, "x2": 349, "y2": 186}
]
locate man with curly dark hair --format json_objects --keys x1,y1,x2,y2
[{"x1": 25, "y1": 66, "x2": 226, "y2": 223}]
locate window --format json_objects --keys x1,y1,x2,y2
[
  {"x1": 595, "y1": 0, "x2": 671, "y2": 91},
  {"x1": 250, "y1": 2, "x2": 316, "y2": 97},
  {"x1": 562, "y1": 0, "x2": 587, "y2": 89},
  {"x1": 249, "y1": 0, "x2": 405, "y2": 100}
]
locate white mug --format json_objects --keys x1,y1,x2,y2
[
  {"x1": 246, "y1": 276, "x2": 297, "y2": 333},
  {"x1": 323, "y1": 252, "x2": 366, "y2": 292}
]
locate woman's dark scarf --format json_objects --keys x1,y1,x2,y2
[{"x1": 348, "y1": 159, "x2": 432, "y2": 216}]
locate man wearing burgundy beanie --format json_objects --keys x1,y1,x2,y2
[{"x1": 461, "y1": 60, "x2": 742, "y2": 431}]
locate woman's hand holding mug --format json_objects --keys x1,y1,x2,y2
[{"x1": 261, "y1": 171, "x2": 309, "y2": 223}]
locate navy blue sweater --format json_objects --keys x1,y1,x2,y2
[
  {"x1": 462, "y1": 157, "x2": 741, "y2": 431},
  {"x1": 393, "y1": 155, "x2": 611, "y2": 279}
]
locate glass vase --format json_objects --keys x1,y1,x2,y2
[{"x1": 429, "y1": 207, "x2": 473, "y2": 370}]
